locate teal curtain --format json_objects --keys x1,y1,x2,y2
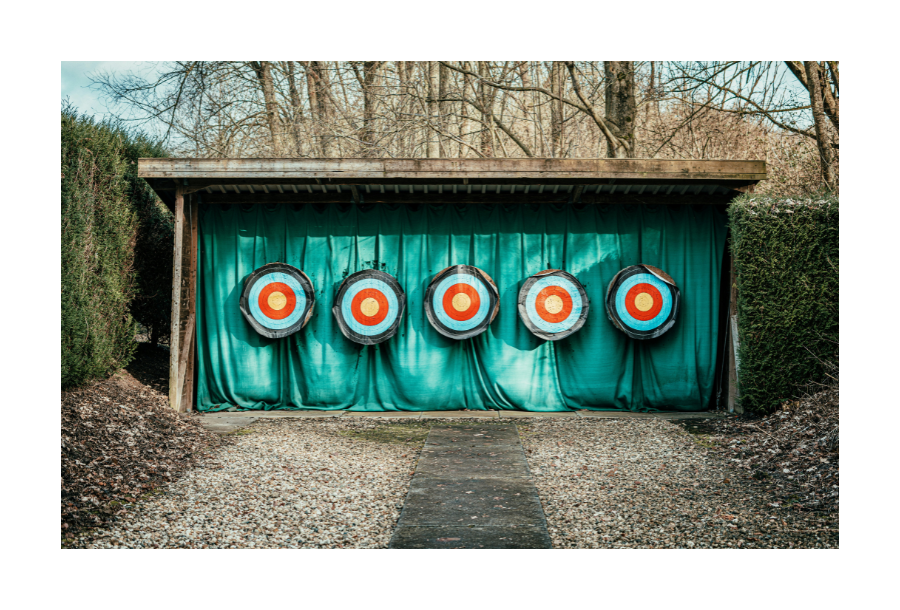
[{"x1": 196, "y1": 201, "x2": 727, "y2": 412}]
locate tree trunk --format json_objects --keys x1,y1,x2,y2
[
  {"x1": 603, "y1": 61, "x2": 636, "y2": 158},
  {"x1": 460, "y1": 63, "x2": 471, "y2": 158},
  {"x1": 362, "y1": 61, "x2": 379, "y2": 157},
  {"x1": 427, "y1": 61, "x2": 439, "y2": 158},
  {"x1": 550, "y1": 62, "x2": 565, "y2": 157},
  {"x1": 439, "y1": 61, "x2": 450, "y2": 156},
  {"x1": 518, "y1": 62, "x2": 535, "y2": 157},
  {"x1": 477, "y1": 62, "x2": 493, "y2": 157},
  {"x1": 804, "y1": 61, "x2": 836, "y2": 189},
  {"x1": 249, "y1": 61, "x2": 285, "y2": 156},
  {"x1": 397, "y1": 62, "x2": 410, "y2": 156},
  {"x1": 307, "y1": 61, "x2": 335, "y2": 157},
  {"x1": 284, "y1": 61, "x2": 304, "y2": 156},
  {"x1": 305, "y1": 63, "x2": 321, "y2": 156},
  {"x1": 786, "y1": 61, "x2": 839, "y2": 132}
]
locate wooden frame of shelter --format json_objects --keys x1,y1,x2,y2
[{"x1": 138, "y1": 158, "x2": 766, "y2": 414}]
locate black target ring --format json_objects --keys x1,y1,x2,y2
[
  {"x1": 239, "y1": 262, "x2": 315, "y2": 339},
  {"x1": 333, "y1": 269, "x2": 406, "y2": 345},
  {"x1": 517, "y1": 269, "x2": 590, "y2": 341},
  {"x1": 606, "y1": 264, "x2": 680, "y2": 340},
  {"x1": 424, "y1": 265, "x2": 500, "y2": 340}
]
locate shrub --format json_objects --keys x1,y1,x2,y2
[
  {"x1": 729, "y1": 193, "x2": 839, "y2": 413},
  {"x1": 61, "y1": 105, "x2": 171, "y2": 387},
  {"x1": 61, "y1": 107, "x2": 137, "y2": 387}
]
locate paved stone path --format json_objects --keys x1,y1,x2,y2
[{"x1": 389, "y1": 423, "x2": 552, "y2": 549}]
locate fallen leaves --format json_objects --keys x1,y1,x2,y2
[
  {"x1": 707, "y1": 384, "x2": 839, "y2": 511},
  {"x1": 61, "y1": 347, "x2": 224, "y2": 541}
]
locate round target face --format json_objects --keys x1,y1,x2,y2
[
  {"x1": 424, "y1": 265, "x2": 500, "y2": 340},
  {"x1": 239, "y1": 262, "x2": 315, "y2": 339},
  {"x1": 333, "y1": 269, "x2": 406, "y2": 345},
  {"x1": 605, "y1": 264, "x2": 680, "y2": 340},
  {"x1": 518, "y1": 270, "x2": 589, "y2": 341}
]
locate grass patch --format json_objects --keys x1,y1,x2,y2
[
  {"x1": 691, "y1": 435, "x2": 717, "y2": 449},
  {"x1": 337, "y1": 423, "x2": 430, "y2": 445},
  {"x1": 675, "y1": 420, "x2": 719, "y2": 448}
]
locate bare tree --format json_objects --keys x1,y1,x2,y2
[
  {"x1": 665, "y1": 61, "x2": 838, "y2": 189},
  {"x1": 90, "y1": 60, "x2": 836, "y2": 193},
  {"x1": 248, "y1": 62, "x2": 286, "y2": 156},
  {"x1": 804, "y1": 61, "x2": 836, "y2": 189},
  {"x1": 306, "y1": 61, "x2": 335, "y2": 156},
  {"x1": 602, "y1": 62, "x2": 636, "y2": 157}
]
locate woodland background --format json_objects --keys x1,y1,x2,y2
[{"x1": 91, "y1": 61, "x2": 838, "y2": 195}]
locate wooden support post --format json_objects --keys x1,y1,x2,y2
[
  {"x1": 177, "y1": 314, "x2": 195, "y2": 402},
  {"x1": 181, "y1": 197, "x2": 199, "y2": 412},
  {"x1": 169, "y1": 186, "x2": 185, "y2": 411},
  {"x1": 726, "y1": 256, "x2": 742, "y2": 414}
]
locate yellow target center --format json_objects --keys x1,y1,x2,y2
[
  {"x1": 545, "y1": 295, "x2": 564, "y2": 314},
  {"x1": 360, "y1": 297, "x2": 380, "y2": 317},
  {"x1": 267, "y1": 291, "x2": 287, "y2": 311},
  {"x1": 634, "y1": 292, "x2": 654, "y2": 312},
  {"x1": 451, "y1": 292, "x2": 471, "y2": 312}
]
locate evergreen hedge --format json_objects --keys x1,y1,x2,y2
[
  {"x1": 122, "y1": 133, "x2": 173, "y2": 346},
  {"x1": 729, "y1": 194, "x2": 839, "y2": 413},
  {"x1": 61, "y1": 106, "x2": 170, "y2": 388}
]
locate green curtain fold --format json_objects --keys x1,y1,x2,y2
[{"x1": 196, "y1": 201, "x2": 726, "y2": 412}]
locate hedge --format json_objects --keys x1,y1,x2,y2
[
  {"x1": 61, "y1": 106, "x2": 170, "y2": 388},
  {"x1": 729, "y1": 194, "x2": 839, "y2": 413},
  {"x1": 122, "y1": 133, "x2": 173, "y2": 346}
]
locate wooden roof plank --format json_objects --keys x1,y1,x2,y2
[{"x1": 138, "y1": 158, "x2": 766, "y2": 181}]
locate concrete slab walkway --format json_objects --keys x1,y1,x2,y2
[{"x1": 389, "y1": 423, "x2": 552, "y2": 549}]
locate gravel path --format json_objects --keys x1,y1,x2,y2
[
  {"x1": 73, "y1": 415, "x2": 838, "y2": 549},
  {"x1": 73, "y1": 419, "x2": 428, "y2": 549},
  {"x1": 519, "y1": 418, "x2": 838, "y2": 549}
]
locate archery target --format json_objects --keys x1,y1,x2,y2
[
  {"x1": 424, "y1": 265, "x2": 500, "y2": 340},
  {"x1": 518, "y1": 270, "x2": 589, "y2": 341},
  {"x1": 333, "y1": 269, "x2": 406, "y2": 345},
  {"x1": 239, "y1": 262, "x2": 315, "y2": 339},
  {"x1": 605, "y1": 264, "x2": 680, "y2": 339}
]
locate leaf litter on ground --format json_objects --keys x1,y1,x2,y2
[{"x1": 61, "y1": 344, "x2": 225, "y2": 543}]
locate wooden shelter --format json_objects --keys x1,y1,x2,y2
[{"x1": 138, "y1": 158, "x2": 766, "y2": 414}]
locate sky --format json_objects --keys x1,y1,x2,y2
[
  {"x1": 62, "y1": 60, "x2": 814, "y2": 137},
  {"x1": 61, "y1": 61, "x2": 150, "y2": 120}
]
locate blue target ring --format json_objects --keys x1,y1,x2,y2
[
  {"x1": 517, "y1": 270, "x2": 590, "y2": 341},
  {"x1": 332, "y1": 270, "x2": 406, "y2": 345},
  {"x1": 613, "y1": 273, "x2": 672, "y2": 331},
  {"x1": 432, "y1": 274, "x2": 491, "y2": 332},
  {"x1": 239, "y1": 263, "x2": 315, "y2": 339},
  {"x1": 424, "y1": 265, "x2": 500, "y2": 340},
  {"x1": 340, "y1": 278, "x2": 399, "y2": 336},
  {"x1": 248, "y1": 272, "x2": 307, "y2": 330},
  {"x1": 525, "y1": 276, "x2": 584, "y2": 334},
  {"x1": 605, "y1": 265, "x2": 680, "y2": 340}
]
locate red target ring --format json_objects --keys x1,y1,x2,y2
[
  {"x1": 257, "y1": 282, "x2": 297, "y2": 320},
  {"x1": 442, "y1": 283, "x2": 482, "y2": 321},
  {"x1": 624, "y1": 283, "x2": 664, "y2": 321},
  {"x1": 240, "y1": 263, "x2": 315, "y2": 340},
  {"x1": 535, "y1": 285, "x2": 573, "y2": 323},
  {"x1": 350, "y1": 288, "x2": 390, "y2": 326}
]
